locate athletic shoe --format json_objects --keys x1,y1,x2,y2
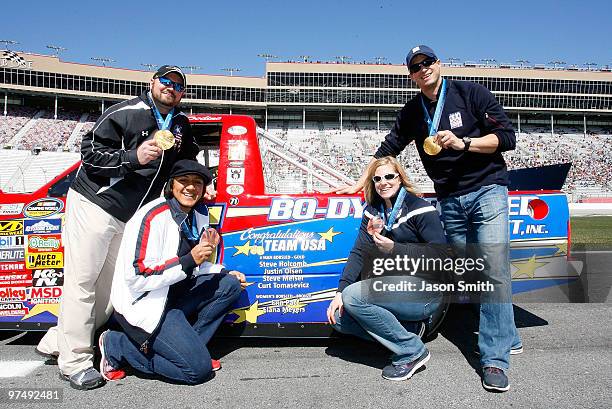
[
  {"x1": 474, "y1": 344, "x2": 524, "y2": 356},
  {"x1": 481, "y1": 367, "x2": 510, "y2": 392},
  {"x1": 381, "y1": 348, "x2": 430, "y2": 381},
  {"x1": 99, "y1": 330, "x2": 126, "y2": 381},
  {"x1": 59, "y1": 367, "x2": 105, "y2": 390},
  {"x1": 34, "y1": 347, "x2": 58, "y2": 365},
  {"x1": 211, "y1": 359, "x2": 221, "y2": 372}
]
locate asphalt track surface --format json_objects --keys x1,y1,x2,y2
[{"x1": 0, "y1": 301, "x2": 610, "y2": 409}]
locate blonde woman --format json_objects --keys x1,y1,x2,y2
[{"x1": 327, "y1": 156, "x2": 446, "y2": 381}]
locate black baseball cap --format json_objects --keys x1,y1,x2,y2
[
  {"x1": 153, "y1": 65, "x2": 187, "y2": 85},
  {"x1": 168, "y1": 159, "x2": 212, "y2": 185},
  {"x1": 405, "y1": 45, "x2": 438, "y2": 67}
]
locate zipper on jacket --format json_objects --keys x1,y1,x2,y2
[
  {"x1": 131, "y1": 291, "x2": 150, "y2": 305},
  {"x1": 137, "y1": 148, "x2": 165, "y2": 211}
]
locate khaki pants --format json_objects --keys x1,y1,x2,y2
[{"x1": 37, "y1": 189, "x2": 125, "y2": 376}]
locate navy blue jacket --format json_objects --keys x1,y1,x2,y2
[
  {"x1": 375, "y1": 80, "x2": 516, "y2": 199},
  {"x1": 337, "y1": 190, "x2": 447, "y2": 292}
]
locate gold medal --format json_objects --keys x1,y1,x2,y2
[
  {"x1": 154, "y1": 130, "x2": 175, "y2": 150},
  {"x1": 423, "y1": 135, "x2": 441, "y2": 156}
]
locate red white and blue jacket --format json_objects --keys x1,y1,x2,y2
[{"x1": 111, "y1": 196, "x2": 224, "y2": 342}]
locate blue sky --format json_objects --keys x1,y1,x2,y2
[{"x1": 3, "y1": 0, "x2": 610, "y2": 76}]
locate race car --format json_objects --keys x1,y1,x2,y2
[{"x1": 0, "y1": 114, "x2": 575, "y2": 335}]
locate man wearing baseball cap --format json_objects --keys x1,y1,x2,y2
[
  {"x1": 36, "y1": 65, "x2": 211, "y2": 390},
  {"x1": 335, "y1": 45, "x2": 520, "y2": 392}
]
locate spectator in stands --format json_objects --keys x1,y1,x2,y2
[
  {"x1": 36, "y1": 65, "x2": 212, "y2": 390},
  {"x1": 327, "y1": 156, "x2": 447, "y2": 382},
  {"x1": 99, "y1": 160, "x2": 245, "y2": 385},
  {"x1": 334, "y1": 45, "x2": 521, "y2": 392}
]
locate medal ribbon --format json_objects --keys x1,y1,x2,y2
[
  {"x1": 147, "y1": 91, "x2": 174, "y2": 131},
  {"x1": 420, "y1": 78, "x2": 447, "y2": 136},
  {"x1": 379, "y1": 187, "x2": 407, "y2": 231},
  {"x1": 180, "y1": 211, "x2": 201, "y2": 242}
]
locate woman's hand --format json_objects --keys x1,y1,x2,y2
[
  {"x1": 372, "y1": 231, "x2": 394, "y2": 254},
  {"x1": 228, "y1": 270, "x2": 248, "y2": 289},
  {"x1": 326, "y1": 292, "x2": 344, "y2": 325}
]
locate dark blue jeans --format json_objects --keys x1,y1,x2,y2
[
  {"x1": 439, "y1": 184, "x2": 521, "y2": 370},
  {"x1": 104, "y1": 273, "x2": 241, "y2": 384}
]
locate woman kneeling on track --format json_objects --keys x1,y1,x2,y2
[
  {"x1": 99, "y1": 159, "x2": 246, "y2": 385},
  {"x1": 327, "y1": 156, "x2": 448, "y2": 381}
]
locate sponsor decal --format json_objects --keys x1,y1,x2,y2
[
  {"x1": 23, "y1": 198, "x2": 64, "y2": 219},
  {"x1": 0, "y1": 262, "x2": 25, "y2": 272},
  {"x1": 227, "y1": 125, "x2": 247, "y2": 136},
  {"x1": 195, "y1": 115, "x2": 222, "y2": 121},
  {"x1": 31, "y1": 268, "x2": 64, "y2": 287},
  {"x1": 268, "y1": 197, "x2": 365, "y2": 221},
  {"x1": 0, "y1": 272, "x2": 30, "y2": 287},
  {"x1": 0, "y1": 235, "x2": 25, "y2": 249},
  {"x1": 0, "y1": 203, "x2": 24, "y2": 216},
  {"x1": 226, "y1": 185, "x2": 245, "y2": 195},
  {"x1": 0, "y1": 248, "x2": 25, "y2": 262},
  {"x1": 26, "y1": 252, "x2": 63, "y2": 269},
  {"x1": 229, "y1": 197, "x2": 240, "y2": 206},
  {"x1": 0, "y1": 303, "x2": 28, "y2": 317},
  {"x1": 0, "y1": 286, "x2": 27, "y2": 302},
  {"x1": 0, "y1": 220, "x2": 24, "y2": 236},
  {"x1": 27, "y1": 235, "x2": 61, "y2": 252},
  {"x1": 228, "y1": 161, "x2": 244, "y2": 168},
  {"x1": 508, "y1": 196, "x2": 551, "y2": 236},
  {"x1": 227, "y1": 168, "x2": 245, "y2": 185},
  {"x1": 228, "y1": 140, "x2": 248, "y2": 161},
  {"x1": 24, "y1": 219, "x2": 61, "y2": 234},
  {"x1": 28, "y1": 286, "x2": 62, "y2": 303}
]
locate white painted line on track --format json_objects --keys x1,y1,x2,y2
[{"x1": 0, "y1": 360, "x2": 43, "y2": 378}]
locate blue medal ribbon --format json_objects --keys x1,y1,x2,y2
[
  {"x1": 180, "y1": 211, "x2": 201, "y2": 242},
  {"x1": 147, "y1": 91, "x2": 174, "y2": 131},
  {"x1": 379, "y1": 187, "x2": 407, "y2": 231},
  {"x1": 420, "y1": 78, "x2": 447, "y2": 136}
]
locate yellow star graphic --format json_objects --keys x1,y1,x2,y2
[
  {"x1": 231, "y1": 301, "x2": 266, "y2": 323},
  {"x1": 21, "y1": 303, "x2": 60, "y2": 321},
  {"x1": 233, "y1": 240, "x2": 252, "y2": 256},
  {"x1": 318, "y1": 227, "x2": 341, "y2": 243},
  {"x1": 555, "y1": 243, "x2": 568, "y2": 256},
  {"x1": 512, "y1": 255, "x2": 548, "y2": 279}
]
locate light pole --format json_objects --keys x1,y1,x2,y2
[
  {"x1": 298, "y1": 55, "x2": 312, "y2": 63},
  {"x1": 373, "y1": 56, "x2": 387, "y2": 65},
  {"x1": 258, "y1": 53, "x2": 278, "y2": 63},
  {"x1": 549, "y1": 60, "x2": 566, "y2": 69},
  {"x1": 91, "y1": 57, "x2": 115, "y2": 67},
  {"x1": 180, "y1": 65, "x2": 201, "y2": 74},
  {"x1": 141, "y1": 63, "x2": 157, "y2": 71},
  {"x1": 447, "y1": 57, "x2": 460, "y2": 66},
  {"x1": 46, "y1": 45, "x2": 67, "y2": 58},
  {"x1": 480, "y1": 58, "x2": 496, "y2": 66},
  {"x1": 221, "y1": 68, "x2": 241, "y2": 76},
  {"x1": 584, "y1": 62, "x2": 597, "y2": 71},
  {"x1": 516, "y1": 59, "x2": 530, "y2": 68},
  {"x1": 334, "y1": 56, "x2": 352, "y2": 64}
]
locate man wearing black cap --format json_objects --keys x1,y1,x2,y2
[
  {"x1": 36, "y1": 65, "x2": 207, "y2": 390},
  {"x1": 335, "y1": 46, "x2": 520, "y2": 392},
  {"x1": 99, "y1": 159, "x2": 245, "y2": 385}
]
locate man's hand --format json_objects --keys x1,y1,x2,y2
[
  {"x1": 228, "y1": 270, "x2": 248, "y2": 289},
  {"x1": 136, "y1": 139, "x2": 163, "y2": 165},
  {"x1": 326, "y1": 292, "x2": 344, "y2": 325},
  {"x1": 372, "y1": 231, "x2": 394, "y2": 254},
  {"x1": 203, "y1": 183, "x2": 217, "y2": 201},
  {"x1": 190, "y1": 242, "x2": 214, "y2": 265},
  {"x1": 435, "y1": 130, "x2": 465, "y2": 150}
]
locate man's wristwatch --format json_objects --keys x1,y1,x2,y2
[{"x1": 462, "y1": 137, "x2": 472, "y2": 151}]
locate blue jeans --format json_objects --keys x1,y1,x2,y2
[
  {"x1": 331, "y1": 277, "x2": 442, "y2": 365},
  {"x1": 104, "y1": 273, "x2": 241, "y2": 384},
  {"x1": 439, "y1": 184, "x2": 521, "y2": 370}
]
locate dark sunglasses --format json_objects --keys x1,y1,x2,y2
[
  {"x1": 409, "y1": 58, "x2": 437, "y2": 74},
  {"x1": 372, "y1": 173, "x2": 399, "y2": 183},
  {"x1": 158, "y1": 76, "x2": 186, "y2": 92}
]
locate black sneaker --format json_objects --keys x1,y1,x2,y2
[
  {"x1": 474, "y1": 345, "x2": 523, "y2": 356},
  {"x1": 381, "y1": 349, "x2": 430, "y2": 381},
  {"x1": 59, "y1": 367, "x2": 106, "y2": 390},
  {"x1": 481, "y1": 367, "x2": 510, "y2": 392}
]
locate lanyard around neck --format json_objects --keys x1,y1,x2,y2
[
  {"x1": 379, "y1": 187, "x2": 407, "y2": 231},
  {"x1": 147, "y1": 91, "x2": 174, "y2": 131},
  {"x1": 420, "y1": 78, "x2": 447, "y2": 136}
]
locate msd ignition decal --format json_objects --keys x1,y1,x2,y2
[
  {"x1": 24, "y1": 219, "x2": 61, "y2": 235},
  {"x1": 508, "y1": 194, "x2": 568, "y2": 240},
  {"x1": 23, "y1": 198, "x2": 64, "y2": 219},
  {"x1": 268, "y1": 197, "x2": 365, "y2": 221}
]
